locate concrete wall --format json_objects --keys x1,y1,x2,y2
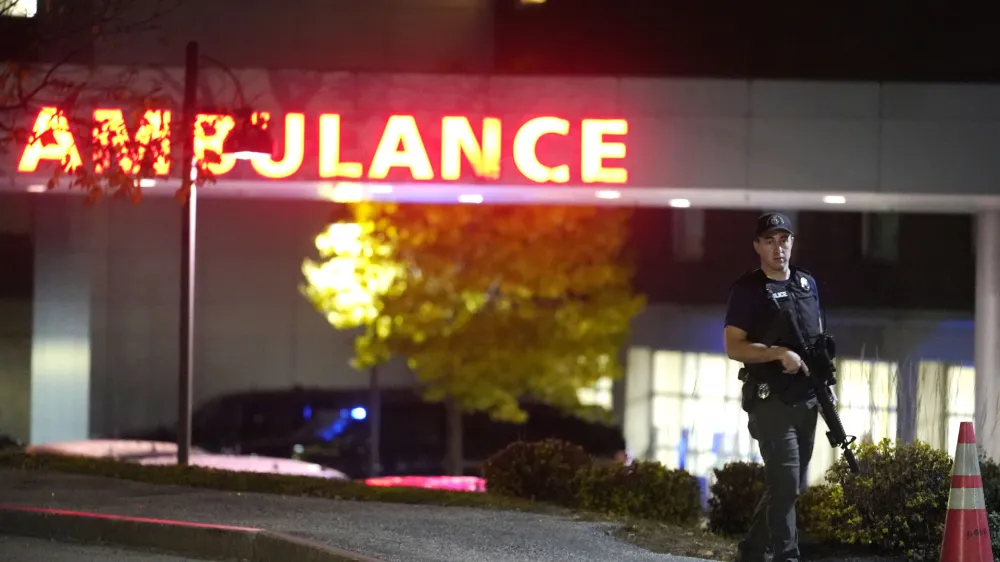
[
  {"x1": 0, "y1": 195, "x2": 32, "y2": 443},
  {"x1": 0, "y1": 297, "x2": 31, "y2": 443},
  {"x1": 0, "y1": 196, "x2": 33, "y2": 441}
]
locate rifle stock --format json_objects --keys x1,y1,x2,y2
[{"x1": 775, "y1": 308, "x2": 860, "y2": 475}]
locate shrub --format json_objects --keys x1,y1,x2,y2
[
  {"x1": 988, "y1": 511, "x2": 1000, "y2": 562},
  {"x1": 796, "y1": 483, "x2": 842, "y2": 542},
  {"x1": 481, "y1": 438, "x2": 593, "y2": 506},
  {"x1": 706, "y1": 461, "x2": 845, "y2": 540},
  {"x1": 820, "y1": 438, "x2": 953, "y2": 561},
  {"x1": 979, "y1": 448, "x2": 1000, "y2": 513},
  {"x1": 575, "y1": 460, "x2": 702, "y2": 525},
  {"x1": 707, "y1": 461, "x2": 765, "y2": 535},
  {"x1": 980, "y1": 450, "x2": 1000, "y2": 562}
]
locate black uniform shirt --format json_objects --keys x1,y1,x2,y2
[{"x1": 725, "y1": 268, "x2": 822, "y2": 401}]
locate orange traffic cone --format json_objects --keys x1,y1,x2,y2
[{"x1": 940, "y1": 421, "x2": 994, "y2": 562}]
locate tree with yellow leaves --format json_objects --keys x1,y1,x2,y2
[{"x1": 301, "y1": 201, "x2": 646, "y2": 475}]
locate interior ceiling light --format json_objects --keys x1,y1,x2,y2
[
  {"x1": 319, "y1": 182, "x2": 365, "y2": 203},
  {"x1": 596, "y1": 190, "x2": 621, "y2": 200},
  {"x1": 669, "y1": 198, "x2": 691, "y2": 208},
  {"x1": 823, "y1": 195, "x2": 847, "y2": 204},
  {"x1": 458, "y1": 194, "x2": 483, "y2": 204}
]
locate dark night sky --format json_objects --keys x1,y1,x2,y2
[{"x1": 494, "y1": 1, "x2": 1000, "y2": 82}]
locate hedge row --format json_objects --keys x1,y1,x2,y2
[
  {"x1": 484, "y1": 437, "x2": 1000, "y2": 561},
  {"x1": 707, "y1": 438, "x2": 1000, "y2": 562},
  {"x1": 482, "y1": 438, "x2": 702, "y2": 525},
  {"x1": 6, "y1": 436, "x2": 998, "y2": 560}
]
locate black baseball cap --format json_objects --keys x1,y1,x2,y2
[{"x1": 755, "y1": 212, "x2": 794, "y2": 238}]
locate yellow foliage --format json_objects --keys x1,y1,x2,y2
[{"x1": 300, "y1": 202, "x2": 646, "y2": 423}]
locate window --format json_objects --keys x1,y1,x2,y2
[
  {"x1": 915, "y1": 361, "x2": 947, "y2": 449},
  {"x1": 623, "y1": 350, "x2": 908, "y2": 487},
  {"x1": 672, "y1": 209, "x2": 705, "y2": 261},
  {"x1": 3, "y1": 0, "x2": 37, "y2": 17},
  {"x1": 836, "y1": 359, "x2": 899, "y2": 444},
  {"x1": 914, "y1": 362, "x2": 975, "y2": 453},
  {"x1": 623, "y1": 347, "x2": 654, "y2": 461},
  {"x1": 861, "y1": 212, "x2": 900, "y2": 261},
  {"x1": 645, "y1": 350, "x2": 759, "y2": 478},
  {"x1": 778, "y1": 358, "x2": 898, "y2": 485},
  {"x1": 577, "y1": 376, "x2": 613, "y2": 410},
  {"x1": 945, "y1": 366, "x2": 975, "y2": 451}
]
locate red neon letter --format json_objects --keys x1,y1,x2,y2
[
  {"x1": 92, "y1": 108, "x2": 172, "y2": 176},
  {"x1": 318, "y1": 114, "x2": 363, "y2": 179},
  {"x1": 368, "y1": 115, "x2": 434, "y2": 181},
  {"x1": 194, "y1": 114, "x2": 236, "y2": 175},
  {"x1": 441, "y1": 116, "x2": 501, "y2": 181},
  {"x1": 512, "y1": 117, "x2": 569, "y2": 183},
  {"x1": 17, "y1": 106, "x2": 83, "y2": 173},
  {"x1": 250, "y1": 112, "x2": 305, "y2": 179},
  {"x1": 581, "y1": 119, "x2": 627, "y2": 184}
]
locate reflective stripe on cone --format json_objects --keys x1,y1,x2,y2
[
  {"x1": 954, "y1": 444, "x2": 983, "y2": 476},
  {"x1": 948, "y1": 488, "x2": 987, "y2": 511}
]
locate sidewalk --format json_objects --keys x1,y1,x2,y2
[
  {"x1": 0, "y1": 470, "x2": 715, "y2": 562},
  {"x1": 1, "y1": 534, "x2": 206, "y2": 562}
]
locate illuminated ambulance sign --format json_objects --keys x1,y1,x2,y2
[{"x1": 15, "y1": 107, "x2": 629, "y2": 185}]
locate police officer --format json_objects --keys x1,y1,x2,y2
[{"x1": 723, "y1": 212, "x2": 824, "y2": 562}]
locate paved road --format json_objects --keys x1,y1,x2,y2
[
  {"x1": 0, "y1": 470, "x2": 713, "y2": 562},
  {"x1": 0, "y1": 534, "x2": 209, "y2": 562}
]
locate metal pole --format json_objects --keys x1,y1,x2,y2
[
  {"x1": 177, "y1": 40, "x2": 199, "y2": 466},
  {"x1": 369, "y1": 365, "x2": 381, "y2": 477}
]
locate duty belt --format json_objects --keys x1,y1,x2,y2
[
  {"x1": 738, "y1": 367, "x2": 771, "y2": 410},
  {"x1": 756, "y1": 382, "x2": 771, "y2": 400}
]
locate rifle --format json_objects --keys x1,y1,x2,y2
[{"x1": 775, "y1": 307, "x2": 860, "y2": 474}]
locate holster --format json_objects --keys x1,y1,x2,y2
[{"x1": 738, "y1": 368, "x2": 757, "y2": 413}]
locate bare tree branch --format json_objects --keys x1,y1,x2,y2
[{"x1": 1, "y1": 0, "x2": 257, "y2": 204}]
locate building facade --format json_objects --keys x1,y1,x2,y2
[
  {"x1": 0, "y1": 192, "x2": 984, "y2": 481},
  {"x1": 2, "y1": 0, "x2": 1000, "y2": 487}
]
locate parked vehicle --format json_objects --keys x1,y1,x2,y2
[
  {"x1": 291, "y1": 397, "x2": 627, "y2": 479},
  {"x1": 25, "y1": 438, "x2": 348, "y2": 479},
  {"x1": 128, "y1": 387, "x2": 626, "y2": 479}
]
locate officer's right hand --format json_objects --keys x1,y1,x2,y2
[{"x1": 777, "y1": 349, "x2": 808, "y2": 375}]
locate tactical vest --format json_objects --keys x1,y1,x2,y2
[{"x1": 739, "y1": 266, "x2": 824, "y2": 402}]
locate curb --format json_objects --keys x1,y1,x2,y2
[{"x1": 0, "y1": 504, "x2": 385, "y2": 562}]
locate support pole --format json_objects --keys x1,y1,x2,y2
[
  {"x1": 177, "y1": 40, "x2": 199, "y2": 466},
  {"x1": 975, "y1": 210, "x2": 1000, "y2": 461}
]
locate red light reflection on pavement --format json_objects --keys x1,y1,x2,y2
[
  {"x1": 364, "y1": 475, "x2": 486, "y2": 493},
  {"x1": 0, "y1": 504, "x2": 261, "y2": 532}
]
